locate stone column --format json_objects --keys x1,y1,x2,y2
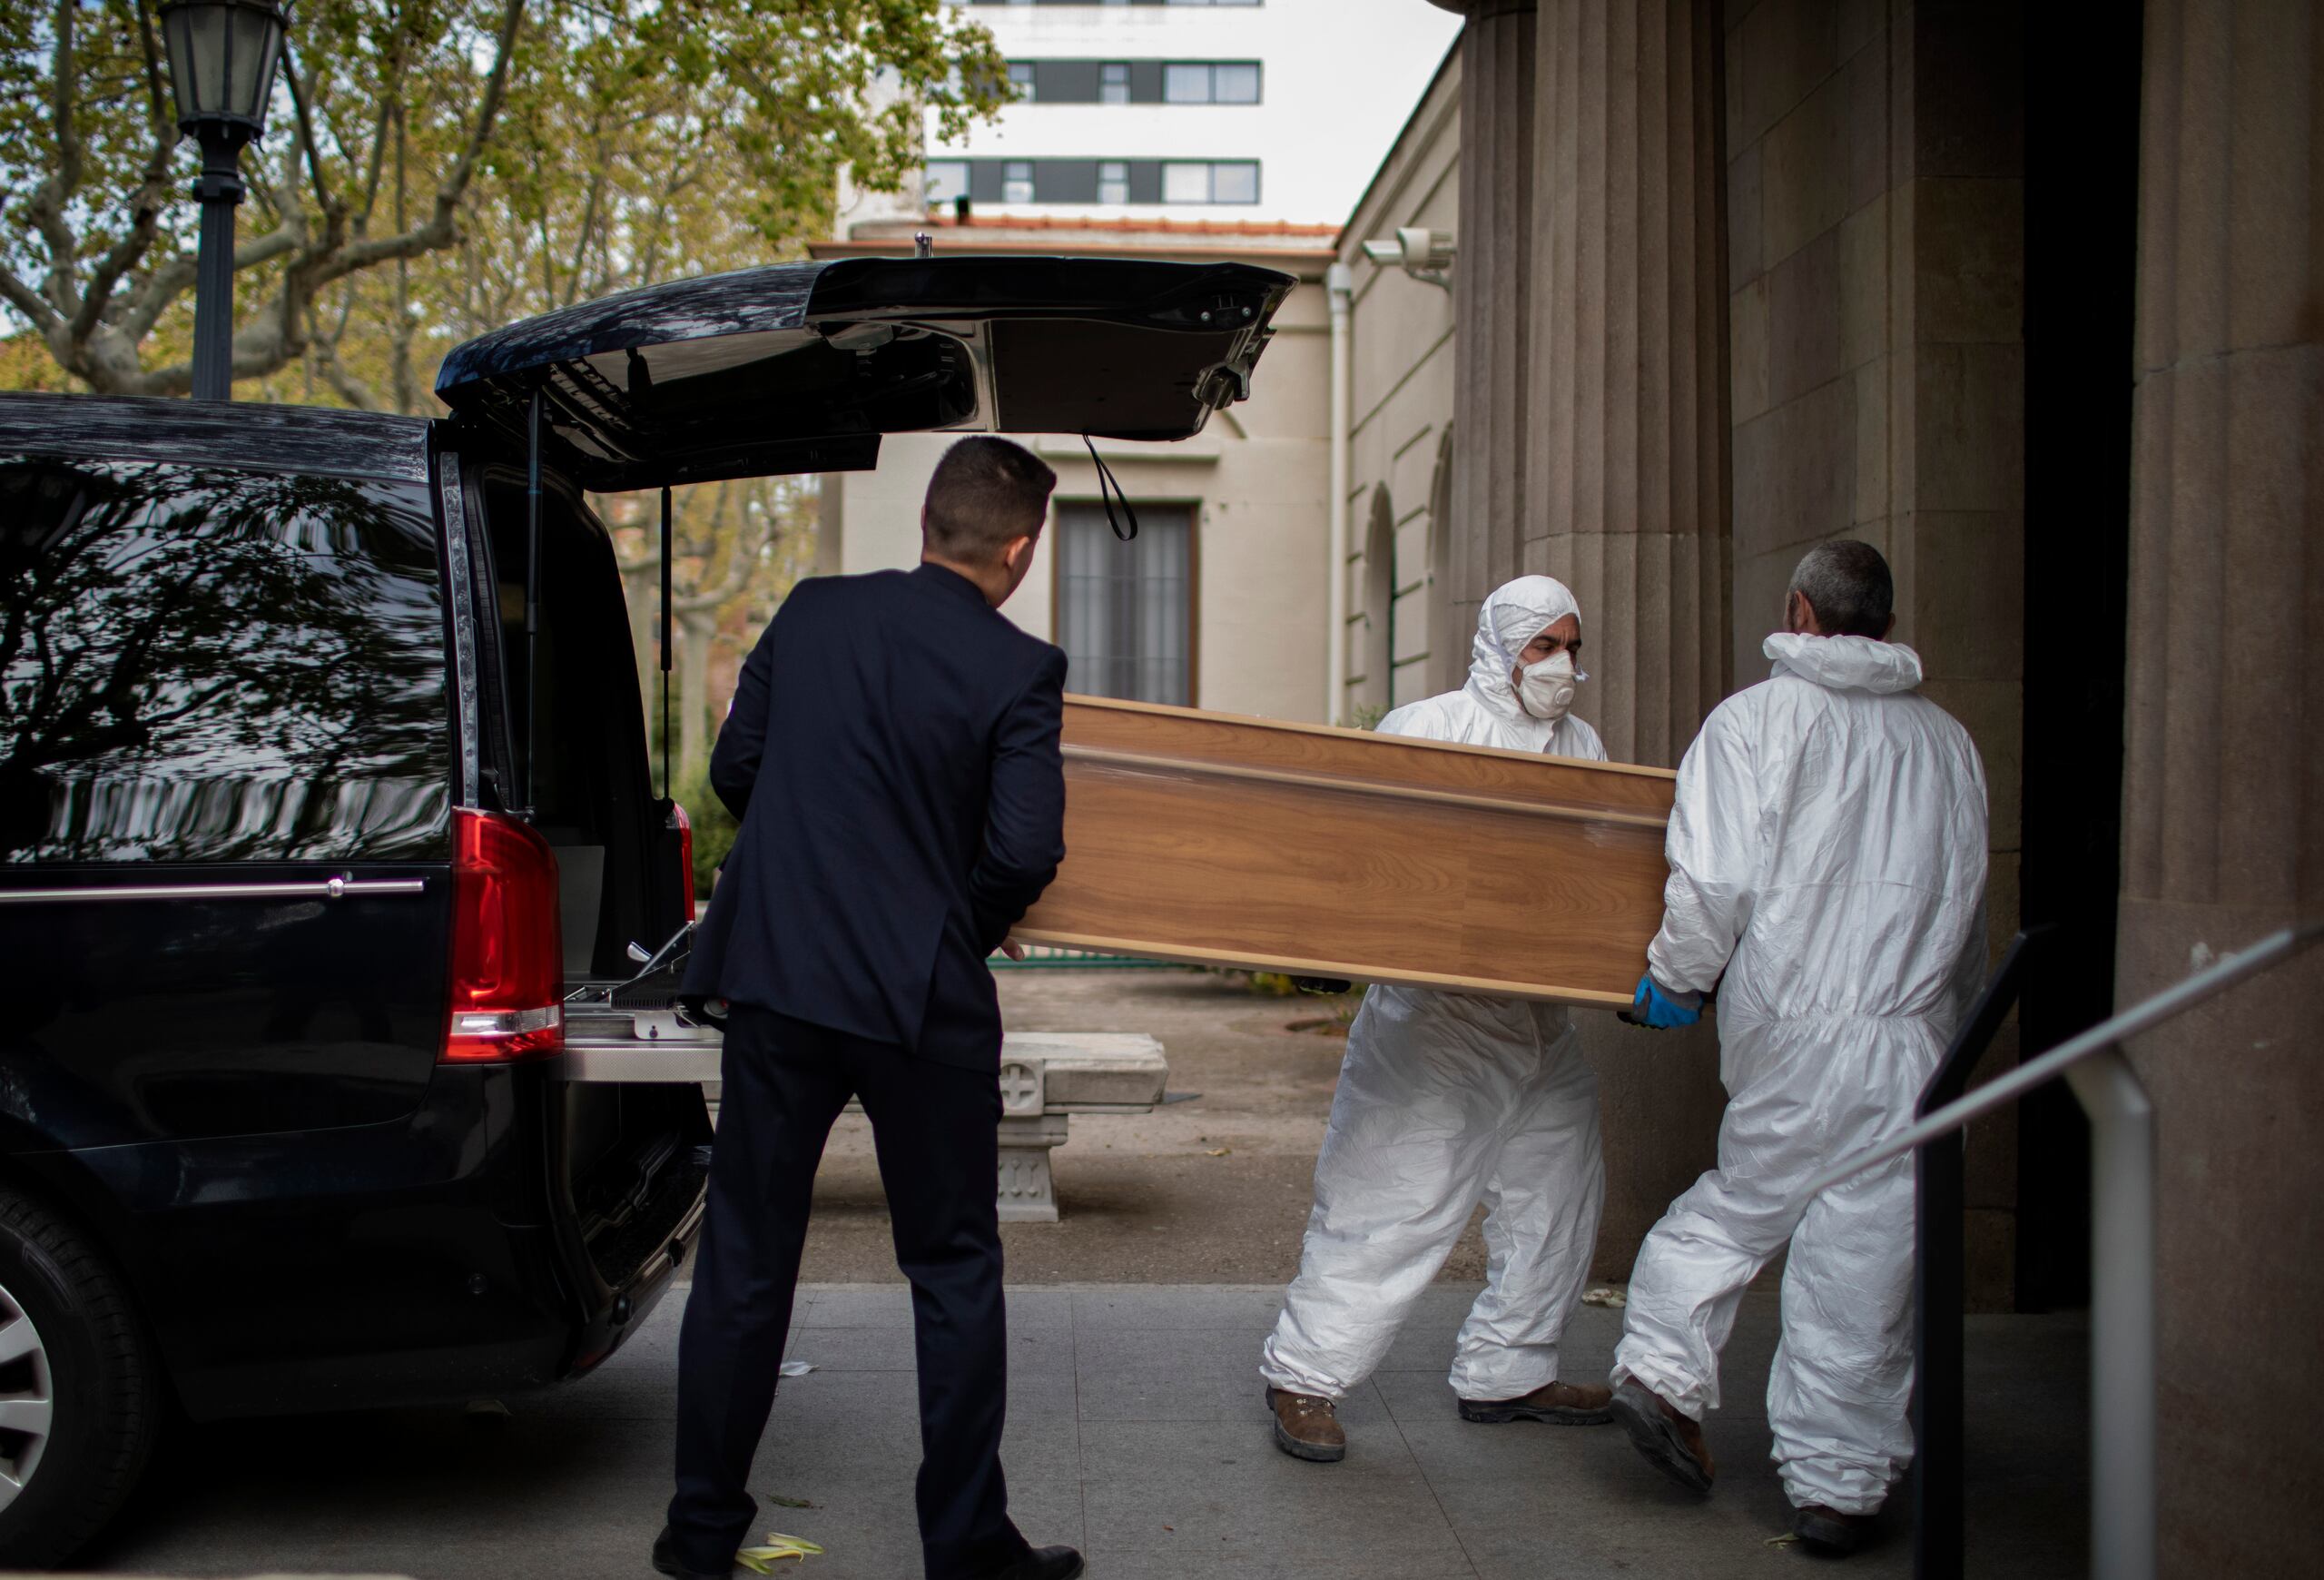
[
  {"x1": 2121, "y1": 1, "x2": 2324, "y2": 1569},
  {"x1": 1527, "y1": 0, "x2": 1728, "y2": 767},
  {"x1": 1433, "y1": 0, "x2": 1539, "y2": 649}
]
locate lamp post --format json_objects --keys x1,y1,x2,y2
[{"x1": 157, "y1": 0, "x2": 289, "y2": 400}]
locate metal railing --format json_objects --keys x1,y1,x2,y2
[{"x1": 1814, "y1": 921, "x2": 2324, "y2": 1580}]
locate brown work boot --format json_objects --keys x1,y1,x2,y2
[
  {"x1": 1265, "y1": 1387, "x2": 1346, "y2": 1463},
  {"x1": 1791, "y1": 1504, "x2": 1872, "y2": 1555},
  {"x1": 1458, "y1": 1378, "x2": 1615, "y2": 1425},
  {"x1": 1610, "y1": 1379, "x2": 1715, "y2": 1494}
]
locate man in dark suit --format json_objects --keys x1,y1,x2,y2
[{"x1": 658, "y1": 437, "x2": 1080, "y2": 1580}]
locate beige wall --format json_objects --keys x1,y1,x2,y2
[
  {"x1": 821, "y1": 271, "x2": 1334, "y2": 724},
  {"x1": 2121, "y1": 1, "x2": 2324, "y2": 1568},
  {"x1": 1341, "y1": 52, "x2": 1465, "y2": 719},
  {"x1": 1725, "y1": 0, "x2": 2026, "y2": 1305}
]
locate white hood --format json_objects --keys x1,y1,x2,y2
[
  {"x1": 1762, "y1": 632, "x2": 1925, "y2": 695},
  {"x1": 1465, "y1": 575, "x2": 1590, "y2": 720}
]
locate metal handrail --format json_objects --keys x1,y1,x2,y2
[
  {"x1": 1807, "y1": 919, "x2": 2324, "y2": 1580},
  {"x1": 1910, "y1": 926, "x2": 2052, "y2": 1578}
]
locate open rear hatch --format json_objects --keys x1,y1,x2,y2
[
  {"x1": 436, "y1": 253, "x2": 1296, "y2": 490},
  {"x1": 434, "y1": 256, "x2": 1294, "y2": 1336}
]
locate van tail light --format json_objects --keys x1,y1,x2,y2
[
  {"x1": 445, "y1": 808, "x2": 565, "y2": 1063},
  {"x1": 671, "y1": 801, "x2": 696, "y2": 919}
]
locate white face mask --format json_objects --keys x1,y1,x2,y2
[{"x1": 1516, "y1": 652, "x2": 1579, "y2": 721}]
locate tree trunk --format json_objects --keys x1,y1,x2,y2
[{"x1": 679, "y1": 608, "x2": 715, "y2": 785}]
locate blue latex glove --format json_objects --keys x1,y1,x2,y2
[{"x1": 1620, "y1": 973, "x2": 1702, "y2": 1030}]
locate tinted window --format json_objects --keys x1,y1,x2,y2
[{"x1": 0, "y1": 458, "x2": 450, "y2": 864}]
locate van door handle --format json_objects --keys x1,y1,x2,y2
[{"x1": 0, "y1": 877, "x2": 428, "y2": 904}]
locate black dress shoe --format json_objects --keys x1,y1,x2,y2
[
  {"x1": 652, "y1": 1525, "x2": 733, "y2": 1579},
  {"x1": 1792, "y1": 1504, "x2": 1872, "y2": 1555},
  {"x1": 987, "y1": 1545, "x2": 1085, "y2": 1580}
]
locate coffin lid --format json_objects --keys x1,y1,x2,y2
[{"x1": 435, "y1": 255, "x2": 1295, "y2": 491}]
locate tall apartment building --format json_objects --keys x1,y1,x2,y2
[
  {"x1": 815, "y1": 0, "x2": 1458, "y2": 724},
  {"x1": 923, "y1": 0, "x2": 1459, "y2": 229}
]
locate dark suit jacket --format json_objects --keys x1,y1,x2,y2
[{"x1": 681, "y1": 564, "x2": 1068, "y2": 1070}]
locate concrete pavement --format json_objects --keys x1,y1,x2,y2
[{"x1": 90, "y1": 1282, "x2": 2086, "y2": 1579}]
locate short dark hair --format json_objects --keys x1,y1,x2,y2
[
  {"x1": 922, "y1": 437, "x2": 1057, "y2": 563},
  {"x1": 1788, "y1": 538, "x2": 1894, "y2": 637}
]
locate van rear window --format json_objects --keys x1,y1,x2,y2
[{"x1": 0, "y1": 458, "x2": 451, "y2": 863}]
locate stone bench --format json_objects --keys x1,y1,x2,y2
[{"x1": 561, "y1": 1017, "x2": 1167, "y2": 1224}]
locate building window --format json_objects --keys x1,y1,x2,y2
[
  {"x1": 1057, "y1": 502, "x2": 1192, "y2": 707},
  {"x1": 925, "y1": 160, "x2": 970, "y2": 204},
  {"x1": 1164, "y1": 62, "x2": 1263, "y2": 104},
  {"x1": 1100, "y1": 62, "x2": 1130, "y2": 104},
  {"x1": 929, "y1": 157, "x2": 1256, "y2": 206},
  {"x1": 1162, "y1": 160, "x2": 1260, "y2": 204},
  {"x1": 1211, "y1": 161, "x2": 1259, "y2": 202},
  {"x1": 1163, "y1": 64, "x2": 1209, "y2": 104},
  {"x1": 1007, "y1": 61, "x2": 1036, "y2": 96},
  {"x1": 1161, "y1": 163, "x2": 1209, "y2": 204}
]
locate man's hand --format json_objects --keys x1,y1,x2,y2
[
  {"x1": 996, "y1": 937, "x2": 1029, "y2": 963},
  {"x1": 1619, "y1": 973, "x2": 1703, "y2": 1030}
]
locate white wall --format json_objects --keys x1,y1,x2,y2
[
  {"x1": 1340, "y1": 44, "x2": 1461, "y2": 716},
  {"x1": 937, "y1": 0, "x2": 1461, "y2": 227},
  {"x1": 826, "y1": 274, "x2": 1334, "y2": 723}
]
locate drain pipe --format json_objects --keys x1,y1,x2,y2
[{"x1": 1325, "y1": 262, "x2": 1353, "y2": 725}]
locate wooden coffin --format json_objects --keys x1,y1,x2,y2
[{"x1": 1016, "y1": 697, "x2": 1678, "y2": 1009}]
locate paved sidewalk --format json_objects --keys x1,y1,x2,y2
[{"x1": 94, "y1": 1284, "x2": 2086, "y2": 1580}]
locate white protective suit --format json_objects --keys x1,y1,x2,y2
[
  {"x1": 1260, "y1": 577, "x2": 1609, "y2": 1404},
  {"x1": 1612, "y1": 631, "x2": 1989, "y2": 1515}
]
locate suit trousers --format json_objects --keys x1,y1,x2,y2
[{"x1": 667, "y1": 1005, "x2": 1030, "y2": 1580}]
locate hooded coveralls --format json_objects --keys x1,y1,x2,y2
[
  {"x1": 1613, "y1": 632, "x2": 1989, "y2": 1515},
  {"x1": 1260, "y1": 577, "x2": 1609, "y2": 1405}
]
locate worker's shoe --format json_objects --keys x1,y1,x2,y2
[
  {"x1": 1791, "y1": 1504, "x2": 1871, "y2": 1555},
  {"x1": 651, "y1": 1526, "x2": 733, "y2": 1579},
  {"x1": 986, "y1": 1545, "x2": 1086, "y2": 1580},
  {"x1": 1266, "y1": 1386, "x2": 1347, "y2": 1463},
  {"x1": 1610, "y1": 1380, "x2": 1715, "y2": 1495},
  {"x1": 1458, "y1": 1378, "x2": 1615, "y2": 1425}
]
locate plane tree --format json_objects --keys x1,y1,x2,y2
[{"x1": 0, "y1": 0, "x2": 1003, "y2": 400}]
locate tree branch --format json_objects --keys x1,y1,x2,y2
[
  {"x1": 281, "y1": 41, "x2": 339, "y2": 227},
  {"x1": 0, "y1": 266, "x2": 63, "y2": 333},
  {"x1": 27, "y1": 0, "x2": 86, "y2": 316}
]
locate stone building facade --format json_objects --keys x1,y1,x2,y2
[{"x1": 1413, "y1": 0, "x2": 2320, "y2": 1569}]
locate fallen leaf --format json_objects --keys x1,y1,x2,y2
[
  {"x1": 736, "y1": 1532, "x2": 826, "y2": 1571},
  {"x1": 1581, "y1": 1285, "x2": 1629, "y2": 1308},
  {"x1": 1764, "y1": 1533, "x2": 1801, "y2": 1547},
  {"x1": 766, "y1": 1495, "x2": 815, "y2": 1509},
  {"x1": 1206, "y1": 1148, "x2": 1231, "y2": 1157}
]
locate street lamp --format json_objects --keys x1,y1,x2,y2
[{"x1": 157, "y1": 0, "x2": 289, "y2": 400}]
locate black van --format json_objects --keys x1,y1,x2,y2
[{"x1": 0, "y1": 254, "x2": 1290, "y2": 1563}]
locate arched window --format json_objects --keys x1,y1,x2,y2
[
  {"x1": 1359, "y1": 485, "x2": 1394, "y2": 717},
  {"x1": 1427, "y1": 426, "x2": 1459, "y2": 695}
]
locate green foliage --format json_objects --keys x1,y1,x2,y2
[
  {"x1": 2, "y1": 0, "x2": 1008, "y2": 400},
  {"x1": 1340, "y1": 703, "x2": 1390, "y2": 732},
  {"x1": 669, "y1": 756, "x2": 736, "y2": 899}
]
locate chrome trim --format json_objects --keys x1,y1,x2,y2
[
  {"x1": 451, "y1": 1005, "x2": 562, "y2": 1039},
  {"x1": 0, "y1": 878, "x2": 427, "y2": 905}
]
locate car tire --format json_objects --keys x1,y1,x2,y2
[{"x1": 0, "y1": 1186, "x2": 158, "y2": 1568}]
